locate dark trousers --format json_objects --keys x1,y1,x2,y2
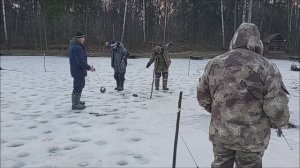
[
  {"x1": 114, "y1": 72, "x2": 125, "y2": 84},
  {"x1": 155, "y1": 71, "x2": 168, "y2": 88},
  {"x1": 212, "y1": 144, "x2": 264, "y2": 168},
  {"x1": 73, "y1": 77, "x2": 85, "y2": 94}
]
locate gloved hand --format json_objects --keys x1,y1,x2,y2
[
  {"x1": 146, "y1": 63, "x2": 151, "y2": 68},
  {"x1": 90, "y1": 66, "x2": 96, "y2": 72}
]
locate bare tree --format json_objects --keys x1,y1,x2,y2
[
  {"x1": 2, "y1": 0, "x2": 8, "y2": 47},
  {"x1": 248, "y1": 0, "x2": 253, "y2": 22},
  {"x1": 43, "y1": 2, "x2": 48, "y2": 50},
  {"x1": 121, "y1": 0, "x2": 128, "y2": 42},
  {"x1": 221, "y1": 0, "x2": 225, "y2": 49},
  {"x1": 242, "y1": 0, "x2": 247, "y2": 23},
  {"x1": 143, "y1": 0, "x2": 146, "y2": 42},
  {"x1": 163, "y1": 0, "x2": 168, "y2": 44},
  {"x1": 234, "y1": 0, "x2": 237, "y2": 31}
]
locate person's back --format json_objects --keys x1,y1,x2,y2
[{"x1": 197, "y1": 23, "x2": 290, "y2": 168}]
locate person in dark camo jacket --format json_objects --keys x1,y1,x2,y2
[
  {"x1": 197, "y1": 23, "x2": 290, "y2": 168},
  {"x1": 146, "y1": 42, "x2": 173, "y2": 90},
  {"x1": 105, "y1": 41, "x2": 128, "y2": 91}
]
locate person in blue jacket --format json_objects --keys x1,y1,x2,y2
[{"x1": 69, "y1": 31, "x2": 95, "y2": 110}]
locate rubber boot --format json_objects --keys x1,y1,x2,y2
[
  {"x1": 72, "y1": 92, "x2": 86, "y2": 110},
  {"x1": 155, "y1": 78, "x2": 160, "y2": 90},
  {"x1": 118, "y1": 80, "x2": 124, "y2": 91},
  {"x1": 163, "y1": 79, "x2": 169, "y2": 90},
  {"x1": 79, "y1": 93, "x2": 85, "y2": 105},
  {"x1": 115, "y1": 79, "x2": 120, "y2": 90}
]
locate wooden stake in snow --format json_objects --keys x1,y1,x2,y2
[
  {"x1": 43, "y1": 53, "x2": 46, "y2": 72},
  {"x1": 172, "y1": 91, "x2": 183, "y2": 168}
]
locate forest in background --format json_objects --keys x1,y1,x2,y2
[{"x1": 1, "y1": 0, "x2": 300, "y2": 53}]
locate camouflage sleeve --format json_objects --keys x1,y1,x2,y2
[
  {"x1": 197, "y1": 63, "x2": 212, "y2": 113},
  {"x1": 147, "y1": 52, "x2": 156, "y2": 66},
  {"x1": 263, "y1": 63, "x2": 290, "y2": 127}
]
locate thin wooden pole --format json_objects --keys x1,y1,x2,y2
[{"x1": 172, "y1": 91, "x2": 183, "y2": 168}]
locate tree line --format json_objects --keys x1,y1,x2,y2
[{"x1": 1, "y1": 0, "x2": 299, "y2": 52}]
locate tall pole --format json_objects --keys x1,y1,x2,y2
[
  {"x1": 2, "y1": 0, "x2": 8, "y2": 47},
  {"x1": 172, "y1": 91, "x2": 183, "y2": 168},
  {"x1": 163, "y1": 0, "x2": 168, "y2": 44},
  {"x1": 121, "y1": 0, "x2": 128, "y2": 42},
  {"x1": 143, "y1": 0, "x2": 146, "y2": 43},
  {"x1": 221, "y1": 0, "x2": 225, "y2": 49}
]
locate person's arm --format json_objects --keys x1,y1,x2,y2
[
  {"x1": 73, "y1": 46, "x2": 91, "y2": 70},
  {"x1": 163, "y1": 42, "x2": 174, "y2": 50},
  {"x1": 197, "y1": 62, "x2": 212, "y2": 113},
  {"x1": 263, "y1": 64, "x2": 290, "y2": 127},
  {"x1": 146, "y1": 52, "x2": 156, "y2": 68}
]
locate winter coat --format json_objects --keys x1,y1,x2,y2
[
  {"x1": 68, "y1": 38, "x2": 91, "y2": 78},
  {"x1": 197, "y1": 23, "x2": 290, "y2": 152},
  {"x1": 147, "y1": 44, "x2": 171, "y2": 72},
  {"x1": 110, "y1": 42, "x2": 128, "y2": 73}
]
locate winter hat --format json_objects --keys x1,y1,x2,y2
[{"x1": 75, "y1": 31, "x2": 85, "y2": 38}]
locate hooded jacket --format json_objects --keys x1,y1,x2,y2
[
  {"x1": 197, "y1": 23, "x2": 290, "y2": 152},
  {"x1": 108, "y1": 42, "x2": 128, "y2": 73},
  {"x1": 147, "y1": 43, "x2": 172, "y2": 71}
]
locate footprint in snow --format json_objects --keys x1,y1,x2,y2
[
  {"x1": 48, "y1": 147, "x2": 60, "y2": 153},
  {"x1": 43, "y1": 130, "x2": 52, "y2": 134},
  {"x1": 78, "y1": 161, "x2": 89, "y2": 167},
  {"x1": 116, "y1": 160, "x2": 128, "y2": 166},
  {"x1": 116, "y1": 128, "x2": 127, "y2": 132},
  {"x1": 7, "y1": 142, "x2": 24, "y2": 147},
  {"x1": 69, "y1": 137, "x2": 91, "y2": 143},
  {"x1": 95, "y1": 140, "x2": 107, "y2": 145},
  {"x1": 28, "y1": 125, "x2": 37, "y2": 129},
  {"x1": 63, "y1": 144, "x2": 79, "y2": 150},
  {"x1": 17, "y1": 152, "x2": 29, "y2": 157},
  {"x1": 130, "y1": 137, "x2": 141, "y2": 142}
]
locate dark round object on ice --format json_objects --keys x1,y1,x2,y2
[
  {"x1": 290, "y1": 65, "x2": 300, "y2": 71},
  {"x1": 100, "y1": 87, "x2": 106, "y2": 93},
  {"x1": 132, "y1": 94, "x2": 138, "y2": 97}
]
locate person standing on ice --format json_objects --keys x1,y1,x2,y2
[
  {"x1": 69, "y1": 31, "x2": 95, "y2": 110},
  {"x1": 146, "y1": 42, "x2": 173, "y2": 90},
  {"x1": 197, "y1": 23, "x2": 290, "y2": 168},
  {"x1": 105, "y1": 41, "x2": 128, "y2": 91}
]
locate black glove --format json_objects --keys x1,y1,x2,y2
[{"x1": 146, "y1": 63, "x2": 151, "y2": 68}]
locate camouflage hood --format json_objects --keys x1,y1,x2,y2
[{"x1": 229, "y1": 23, "x2": 264, "y2": 55}]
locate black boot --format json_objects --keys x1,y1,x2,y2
[
  {"x1": 155, "y1": 78, "x2": 160, "y2": 90},
  {"x1": 115, "y1": 79, "x2": 120, "y2": 90},
  {"x1": 163, "y1": 79, "x2": 169, "y2": 90},
  {"x1": 72, "y1": 92, "x2": 86, "y2": 110},
  {"x1": 79, "y1": 93, "x2": 85, "y2": 105},
  {"x1": 117, "y1": 80, "x2": 124, "y2": 91}
]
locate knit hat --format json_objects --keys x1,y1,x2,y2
[{"x1": 75, "y1": 31, "x2": 85, "y2": 38}]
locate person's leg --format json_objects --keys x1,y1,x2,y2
[
  {"x1": 72, "y1": 77, "x2": 86, "y2": 110},
  {"x1": 211, "y1": 144, "x2": 235, "y2": 168},
  {"x1": 79, "y1": 77, "x2": 86, "y2": 105},
  {"x1": 235, "y1": 150, "x2": 264, "y2": 168},
  {"x1": 162, "y1": 69, "x2": 169, "y2": 90},
  {"x1": 155, "y1": 71, "x2": 161, "y2": 90},
  {"x1": 114, "y1": 72, "x2": 120, "y2": 90},
  {"x1": 118, "y1": 72, "x2": 125, "y2": 91}
]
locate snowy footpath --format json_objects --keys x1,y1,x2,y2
[{"x1": 1, "y1": 56, "x2": 299, "y2": 167}]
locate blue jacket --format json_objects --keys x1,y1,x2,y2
[{"x1": 68, "y1": 38, "x2": 91, "y2": 78}]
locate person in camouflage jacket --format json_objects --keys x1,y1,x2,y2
[
  {"x1": 105, "y1": 41, "x2": 128, "y2": 91},
  {"x1": 146, "y1": 42, "x2": 173, "y2": 90},
  {"x1": 197, "y1": 23, "x2": 290, "y2": 168}
]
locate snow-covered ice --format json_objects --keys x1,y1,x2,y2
[{"x1": 0, "y1": 56, "x2": 299, "y2": 167}]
